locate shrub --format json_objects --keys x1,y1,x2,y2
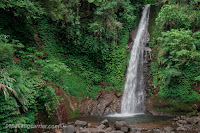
[{"x1": 152, "y1": 29, "x2": 200, "y2": 102}]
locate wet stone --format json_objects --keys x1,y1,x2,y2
[
  {"x1": 105, "y1": 127, "x2": 113, "y2": 132},
  {"x1": 121, "y1": 127, "x2": 129, "y2": 132},
  {"x1": 111, "y1": 131, "x2": 124, "y2": 133},
  {"x1": 75, "y1": 120, "x2": 88, "y2": 127},
  {"x1": 135, "y1": 131, "x2": 141, "y2": 133},
  {"x1": 164, "y1": 126, "x2": 173, "y2": 132},
  {"x1": 62, "y1": 125, "x2": 75, "y2": 133},
  {"x1": 131, "y1": 128, "x2": 138, "y2": 133},
  {"x1": 114, "y1": 121, "x2": 127, "y2": 130},
  {"x1": 178, "y1": 120, "x2": 187, "y2": 124},
  {"x1": 177, "y1": 126, "x2": 187, "y2": 131},
  {"x1": 101, "y1": 119, "x2": 109, "y2": 127},
  {"x1": 97, "y1": 124, "x2": 106, "y2": 130}
]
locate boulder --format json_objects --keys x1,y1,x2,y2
[
  {"x1": 80, "y1": 128, "x2": 97, "y2": 133},
  {"x1": 87, "y1": 123, "x2": 93, "y2": 128},
  {"x1": 89, "y1": 90, "x2": 122, "y2": 116},
  {"x1": 105, "y1": 127, "x2": 113, "y2": 132},
  {"x1": 131, "y1": 128, "x2": 143, "y2": 133},
  {"x1": 110, "y1": 131, "x2": 124, "y2": 133},
  {"x1": 176, "y1": 127, "x2": 187, "y2": 131},
  {"x1": 185, "y1": 116, "x2": 199, "y2": 124},
  {"x1": 131, "y1": 128, "x2": 137, "y2": 133},
  {"x1": 75, "y1": 120, "x2": 88, "y2": 127},
  {"x1": 184, "y1": 124, "x2": 193, "y2": 130},
  {"x1": 135, "y1": 131, "x2": 141, "y2": 133},
  {"x1": 176, "y1": 121, "x2": 183, "y2": 127},
  {"x1": 163, "y1": 126, "x2": 173, "y2": 132},
  {"x1": 101, "y1": 119, "x2": 109, "y2": 127},
  {"x1": 173, "y1": 118, "x2": 179, "y2": 121},
  {"x1": 178, "y1": 120, "x2": 187, "y2": 125},
  {"x1": 80, "y1": 131, "x2": 88, "y2": 133},
  {"x1": 97, "y1": 124, "x2": 106, "y2": 130},
  {"x1": 62, "y1": 125, "x2": 75, "y2": 133},
  {"x1": 181, "y1": 115, "x2": 186, "y2": 119},
  {"x1": 114, "y1": 121, "x2": 127, "y2": 130},
  {"x1": 121, "y1": 127, "x2": 129, "y2": 132},
  {"x1": 146, "y1": 129, "x2": 152, "y2": 132},
  {"x1": 67, "y1": 122, "x2": 74, "y2": 125},
  {"x1": 153, "y1": 128, "x2": 161, "y2": 133}
]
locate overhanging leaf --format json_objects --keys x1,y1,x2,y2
[{"x1": 88, "y1": 0, "x2": 94, "y2": 3}]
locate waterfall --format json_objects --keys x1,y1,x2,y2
[{"x1": 121, "y1": 4, "x2": 151, "y2": 115}]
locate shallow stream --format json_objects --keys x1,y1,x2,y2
[{"x1": 71, "y1": 113, "x2": 174, "y2": 127}]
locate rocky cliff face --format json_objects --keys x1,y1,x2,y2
[
  {"x1": 79, "y1": 89, "x2": 122, "y2": 116},
  {"x1": 126, "y1": 27, "x2": 138, "y2": 53}
]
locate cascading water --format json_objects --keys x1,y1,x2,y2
[{"x1": 121, "y1": 4, "x2": 151, "y2": 115}]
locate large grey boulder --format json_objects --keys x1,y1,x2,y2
[
  {"x1": 62, "y1": 125, "x2": 75, "y2": 133},
  {"x1": 114, "y1": 121, "x2": 127, "y2": 130},
  {"x1": 75, "y1": 120, "x2": 88, "y2": 127}
]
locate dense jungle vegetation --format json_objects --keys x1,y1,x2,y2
[
  {"x1": 0, "y1": 0, "x2": 200, "y2": 132},
  {"x1": 149, "y1": 0, "x2": 200, "y2": 114}
]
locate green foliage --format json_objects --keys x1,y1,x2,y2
[
  {"x1": 156, "y1": 5, "x2": 190, "y2": 29},
  {"x1": 0, "y1": 0, "x2": 45, "y2": 19},
  {"x1": 151, "y1": 97, "x2": 197, "y2": 115},
  {"x1": 148, "y1": 5, "x2": 162, "y2": 44},
  {"x1": 0, "y1": 35, "x2": 24, "y2": 68},
  {"x1": 37, "y1": 18, "x2": 64, "y2": 59},
  {"x1": 0, "y1": 0, "x2": 140, "y2": 126},
  {"x1": 144, "y1": 0, "x2": 156, "y2": 4},
  {"x1": 156, "y1": 4, "x2": 200, "y2": 30},
  {"x1": 157, "y1": 29, "x2": 200, "y2": 64},
  {"x1": 105, "y1": 33, "x2": 128, "y2": 90},
  {"x1": 88, "y1": 0, "x2": 106, "y2": 6},
  {"x1": 117, "y1": 2, "x2": 137, "y2": 31},
  {"x1": 38, "y1": 85, "x2": 59, "y2": 117},
  {"x1": 55, "y1": 0, "x2": 137, "y2": 97},
  {"x1": 0, "y1": 93, "x2": 22, "y2": 133},
  {"x1": 0, "y1": 40, "x2": 14, "y2": 67},
  {"x1": 0, "y1": 34, "x2": 60, "y2": 132},
  {"x1": 151, "y1": 29, "x2": 200, "y2": 102},
  {"x1": 20, "y1": 47, "x2": 44, "y2": 62},
  {"x1": 41, "y1": 0, "x2": 78, "y2": 23},
  {"x1": 159, "y1": 0, "x2": 200, "y2": 5},
  {"x1": 38, "y1": 59, "x2": 70, "y2": 87},
  {"x1": 150, "y1": 1, "x2": 200, "y2": 112},
  {"x1": 0, "y1": 66, "x2": 38, "y2": 133},
  {"x1": 195, "y1": 76, "x2": 200, "y2": 81}
]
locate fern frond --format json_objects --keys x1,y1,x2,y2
[{"x1": 0, "y1": 83, "x2": 17, "y2": 100}]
